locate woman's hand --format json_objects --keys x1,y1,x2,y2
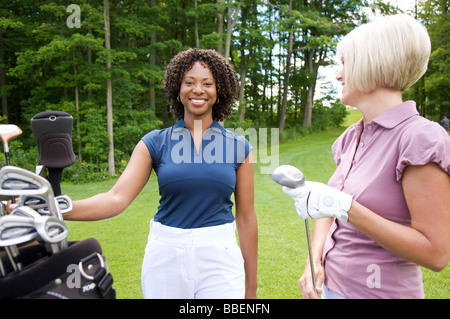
[{"x1": 299, "y1": 259, "x2": 324, "y2": 299}]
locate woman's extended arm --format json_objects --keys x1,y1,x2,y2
[{"x1": 64, "y1": 140, "x2": 153, "y2": 221}]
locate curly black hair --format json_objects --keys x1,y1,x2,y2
[{"x1": 164, "y1": 48, "x2": 239, "y2": 122}]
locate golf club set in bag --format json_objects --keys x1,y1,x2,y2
[{"x1": 0, "y1": 111, "x2": 115, "y2": 299}]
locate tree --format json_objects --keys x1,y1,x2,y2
[
  {"x1": 278, "y1": 0, "x2": 293, "y2": 132},
  {"x1": 298, "y1": 0, "x2": 367, "y2": 127},
  {"x1": 6, "y1": 0, "x2": 440, "y2": 181},
  {"x1": 224, "y1": 1, "x2": 241, "y2": 60},
  {"x1": 216, "y1": 0, "x2": 224, "y2": 54},
  {"x1": 416, "y1": 0, "x2": 449, "y2": 120},
  {"x1": 149, "y1": 0, "x2": 158, "y2": 113},
  {"x1": 0, "y1": 15, "x2": 23, "y2": 123},
  {"x1": 104, "y1": 0, "x2": 115, "y2": 175}
]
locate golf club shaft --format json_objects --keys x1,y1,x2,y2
[
  {"x1": 304, "y1": 219, "x2": 316, "y2": 292},
  {"x1": 0, "y1": 249, "x2": 6, "y2": 277},
  {"x1": 4, "y1": 246, "x2": 19, "y2": 272},
  {"x1": 3, "y1": 146, "x2": 16, "y2": 204}
]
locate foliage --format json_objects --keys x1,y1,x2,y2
[
  {"x1": 0, "y1": 0, "x2": 447, "y2": 181},
  {"x1": 403, "y1": 0, "x2": 449, "y2": 121},
  {"x1": 280, "y1": 101, "x2": 348, "y2": 142}
]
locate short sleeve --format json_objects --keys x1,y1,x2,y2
[
  {"x1": 396, "y1": 121, "x2": 450, "y2": 181},
  {"x1": 234, "y1": 134, "x2": 253, "y2": 165},
  {"x1": 141, "y1": 129, "x2": 162, "y2": 167}
]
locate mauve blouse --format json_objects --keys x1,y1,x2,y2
[{"x1": 323, "y1": 101, "x2": 450, "y2": 298}]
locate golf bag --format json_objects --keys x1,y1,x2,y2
[
  {"x1": 30, "y1": 111, "x2": 76, "y2": 196},
  {"x1": 0, "y1": 112, "x2": 116, "y2": 299},
  {"x1": 0, "y1": 238, "x2": 115, "y2": 299}
]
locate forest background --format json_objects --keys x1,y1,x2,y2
[{"x1": 0, "y1": 0, "x2": 448, "y2": 181}]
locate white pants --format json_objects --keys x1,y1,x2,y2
[
  {"x1": 322, "y1": 284, "x2": 346, "y2": 299},
  {"x1": 141, "y1": 220, "x2": 245, "y2": 299}
]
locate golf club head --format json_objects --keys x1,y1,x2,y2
[
  {"x1": 0, "y1": 166, "x2": 53, "y2": 197},
  {"x1": 34, "y1": 215, "x2": 69, "y2": 254},
  {"x1": 0, "y1": 166, "x2": 62, "y2": 220},
  {"x1": 56, "y1": 194, "x2": 73, "y2": 213},
  {"x1": 34, "y1": 216, "x2": 68, "y2": 245},
  {"x1": 0, "y1": 215, "x2": 39, "y2": 247},
  {"x1": 18, "y1": 194, "x2": 49, "y2": 212},
  {"x1": 0, "y1": 124, "x2": 22, "y2": 146},
  {"x1": 10, "y1": 206, "x2": 41, "y2": 219},
  {"x1": 270, "y1": 165, "x2": 306, "y2": 188},
  {"x1": 37, "y1": 194, "x2": 73, "y2": 215}
]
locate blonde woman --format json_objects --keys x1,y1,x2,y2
[{"x1": 284, "y1": 14, "x2": 450, "y2": 299}]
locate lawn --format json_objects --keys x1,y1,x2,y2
[{"x1": 63, "y1": 108, "x2": 449, "y2": 299}]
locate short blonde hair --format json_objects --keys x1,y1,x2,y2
[{"x1": 337, "y1": 14, "x2": 431, "y2": 93}]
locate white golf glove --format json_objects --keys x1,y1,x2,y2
[{"x1": 282, "y1": 181, "x2": 353, "y2": 222}]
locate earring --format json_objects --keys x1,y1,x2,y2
[
  {"x1": 215, "y1": 98, "x2": 220, "y2": 105},
  {"x1": 177, "y1": 96, "x2": 181, "y2": 102}
]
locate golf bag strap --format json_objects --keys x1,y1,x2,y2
[
  {"x1": 79, "y1": 253, "x2": 116, "y2": 299},
  {"x1": 98, "y1": 272, "x2": 116, "y2": 299},
  {"x1": 78, "y1": 253, "x2": 116, "y2": 299}
]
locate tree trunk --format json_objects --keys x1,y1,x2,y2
[
  {"x1": 0, "y1": 28, "x2": 8, "y2": 123},
  {"x1": 72, "y1": 50, "x2": 82, "y2": 164},
  {"x1": 238, "y1": 4, "x2": 248, "y2": 121},
  {"x1": 279, "y1": 0, "x2": 293, "y2": 133},
  {"x1": 194, "y1": 1, "x2": 199, "y2": 48},
  {"x1": 216, "y1": 0, "x2": 224, "y2": 54},
  {"x1": 303, "y1": 48, "x2": 325, "y2": 127},
  {"x1": 224, "y1": 1, "x2": 240, "y2": 60},
  {"x1": 149, "y1": 0, "x2": 156, "y2": 114},
  {"x1": 104, "y1": 0, "x2": 115, "y2": 175}
]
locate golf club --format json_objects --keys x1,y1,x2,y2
[
  {"x1": 0, "y1": 213, "x2": 68, "y2": 273},
  {"x1": 18, "y1": 194, "x2": 49, "y2": 212},
  {"x1": 0, "y1": 252, "x2": 5, "y2": 277},
  {"x1": 11, "y1": 206, "x2": 42, "y2": 219},
  {"x1": 9, "y1": 206, "x2": 68, "y2": 252},
  {"x1": 0, "y1": 215, "x2": 38, "y2": 247},
  {"x1": 0, "y1": 166, "x2": 62, "y2": 271},
  {"x1": 270, "y1": 165, "x2": 317, "y2": 293},
  {"x1": 0, "y1": 124, "x2": 22, "y2": 165},
  {"x1": 34, "y1": 215, "x2": 69, "y2": 253},
  {"x1": 37, "y1": 194, "x2": 73, "y2": 215},
  {"x1": 0, "y1": 203, "x2": 7, "y2": 276},
  {"x1": 0, "y1": 215, "x2": 38, "y2": 271},
  {"x1": 0, "y1": 166, "x2": 62, "y2": 220},
  {"x1": 0, "y1": 124, "x2": 23, "y2": 203}
]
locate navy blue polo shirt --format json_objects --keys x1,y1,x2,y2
[{"x1": 141, "y1": 119, "x2": 252, "y2": 229}]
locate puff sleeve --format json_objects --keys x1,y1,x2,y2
[{"x1": 396, "y1": 120, "x2": 450, "y2": 181}]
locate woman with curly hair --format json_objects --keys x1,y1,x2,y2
[{"x1": 64, "y1": 48, "x2": 258, "y2": 299}]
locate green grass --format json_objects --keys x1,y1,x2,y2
[{"x1": 63, "y1": 108, "x2": 449, "y2": 299}]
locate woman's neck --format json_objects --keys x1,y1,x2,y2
[
  {"x1": 183, "y1": 114, "x2": 213, "y2": 134},
  {"x1": 183, "y1": 114, "x2": 213, "y2": 152},
  {"x1": 356, "y1": 88, "x2": 403, "y2": 124}
]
